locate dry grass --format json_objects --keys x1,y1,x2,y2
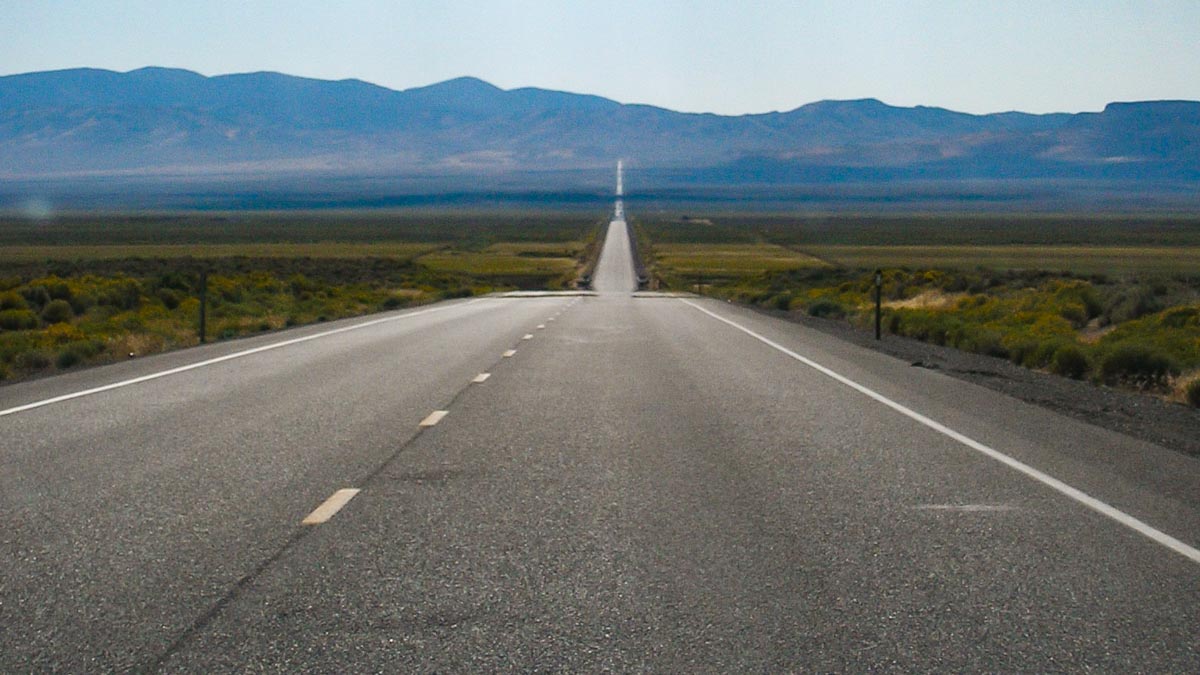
[
  {"x1": 483, "y1": 241, "x2": 585, "y2": 257},
  {"x1": 884, "y1": 290, "x2": 966, "y2": 310},
  {"x1": 806, "y1": 245, "x2": 1200, "y2": 276},
  {"x1": 652, "y1": 243, "x2": 828, "y2": 277},
  {"x1": 0, "y1": 243, "x2": 439, "y2": 262},
  {"x1": 418, "y1": 249, "x2": 578, "y2": 276},
  {"x1": 1170, "y1": 370, "x2": 1200, "y2": 406},
  {"x1": 109, "y1": 332, "x2": 173, "y2": 358}
]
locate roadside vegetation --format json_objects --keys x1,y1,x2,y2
[
  {"x1": 0, "y1": 212, "x2": 602, "y2": 383},
  {"x1": 637, "y1": 214, "x2": 1200, "y2": 407}
]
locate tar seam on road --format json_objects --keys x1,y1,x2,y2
[
  {"x1": 146, "y1": 527, "x2": 309, "y2": 671},
  {"x1": 681, "y1": 298, "x2": 1200, "y2": 566},
  {"x1": 0, "y1": 298, "x2": 487, "y2": 419}
]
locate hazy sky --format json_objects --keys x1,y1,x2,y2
[{"x1": 3, "y1": 0, "x2": 1199, "y2": 115}]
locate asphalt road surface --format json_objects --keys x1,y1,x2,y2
[
  {"x1": 590, "y1": 212, "x2": 635, "y2": 294},
  {"x1": 3, "y1": 216, "x2": 1200, "y2": 671}
]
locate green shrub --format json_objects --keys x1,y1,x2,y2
[
  {"x1": 40, "y1": 299, "x2": 74, "y2": 324},
  {"x1": 157, "y1": 272, "x2": 193, "y2": 291},
  {"x1": 1186, "y1": 379, "x2": 1200, "y2": 408},
  {"x1": 21, "y1": 285, "x2": 51, "y2": 309},
  {"x1": 1036, "y1": 341, "x2": 1061, "y2": 368},
  {"x1": 99, "y1": 279, "x2": 142, "y2": 310},
  {"x1": 959, "y1": 328, "x2": 1008, "y2": 359},
  {"x1": 1005, "y1": 338, "x2": 1039, "y2": 367},
  {"x1": 68, "y1": 294, "x2": 96, "y2": 314},
  {"x1": 1161, "y1": 306, "x2": 1199, "y2": 329},
  {"x1": 289, "y1": 274, "x2": 318, "y2": 296},
  {"x1": 46, "y1": 281, "x2": 71, "y2": 301},
  {"x1": 1050, "y1": 344, "x2": 1090, "y2": 379},
  {"x1": 54, "y1": 341, "x2": 102, "y2": 371},
  {"x1": 55, "y1": 348, "x2": 83, "y2": 370},
  {"x1": 1059, "y1": 303, "x2": 1089, "y2": 328},
  {"x1": 1099, "y1": 344, "x2": 1178, "y2": 388},
  {"x1": 1053, "y1": 282, "x2": 1102, "y2": 324},
  {"x1": 807, "y1": 299, "x2": 846, "y2": 319},
  {"x1": 1104, "y1": 287, "x2": 1162, "y2": 324},
  {"x1": 0, "y1": 309, "x2": 39, "y2": 331},
  {"x1": 14, "y1": 350, "x2": 51, "y2": 371},
  {"x1": 0, "y1": 291, "x2": 27, "y2": 311},
  {"x1": 157, "y1": 288, "x2": 184, "y2": 310}
]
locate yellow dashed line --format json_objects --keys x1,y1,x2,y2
[
  {"x1": 419, "y1": 410, "x2": 448, "y2": 427},
  {"x1": 302, "y1": 488, "x2": 361, "y2": 525}
]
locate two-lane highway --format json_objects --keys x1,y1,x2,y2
[
  {"x1": 590, "y1": 209, "x2": 636, "y2": 294},
  {"x1": 1, "y1": 295, "x2": 579, "y2": 670},
  {"x1": 3, "y1": 209, "x2": 1200, "y2": 670}
]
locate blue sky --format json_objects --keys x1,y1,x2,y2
[{"x1": 3, "y1": 0, "x2": 1199, "y2": 115}]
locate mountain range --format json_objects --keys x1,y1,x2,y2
[{"x1": 2, "y1": 67, "x2": 1199, "y2": 182}]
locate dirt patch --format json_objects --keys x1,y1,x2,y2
[
  {"x1": 1078, "y1": 318, "x2": 1116, "y2": 344},
  {"x1": 884, "y1": 290, "x2": 966, "y2": 311},
  {"x1": 754, "y1": 305, "x2": 1200, "y2": 459}
]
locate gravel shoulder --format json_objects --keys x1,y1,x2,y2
[{"x1": 751, "y1": 305, "x2": 1200, "y2": 459}]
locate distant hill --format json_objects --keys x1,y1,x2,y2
[{"x1": 1, "y1": 67, "x2": 1198, "y2": 181}]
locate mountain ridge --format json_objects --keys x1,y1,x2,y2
[{"x1": 1, "y1": 67, "x2": 1197, "y2": 180}]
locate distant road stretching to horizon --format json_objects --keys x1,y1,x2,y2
[{"x1": 2, "y1": 200, "x2": 1200, "y2": 670}]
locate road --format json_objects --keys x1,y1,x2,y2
[
  {"x1": 590, "y1": 210, "x2": 635, "y2": 294},
  {"x1": 3, "y1": 211, "x2": 1200, "y2": 671}
]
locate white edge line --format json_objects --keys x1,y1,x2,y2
[
  {"x1": 680, "y1": 298, "x2": 1200, "y2": 565},
  {"x1": 302, "y1": 488, "x2": 361, "y2": 525},
  {"x1": 0, "y1": 299, "x2": 485, "y2": 418}
]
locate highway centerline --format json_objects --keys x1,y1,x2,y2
[
  {"x1": 419, "y1": 410, "x2": 449, "y2": 427},
  {"x1": 0, "y1": 298, "x2": 485, "y2": 419},
  {"x1": 681, "y1": 298, "x2": 1200, "y2": 565},
  {"x1": 301, "y1": 489, "x2": 361, "y2": 525}
]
